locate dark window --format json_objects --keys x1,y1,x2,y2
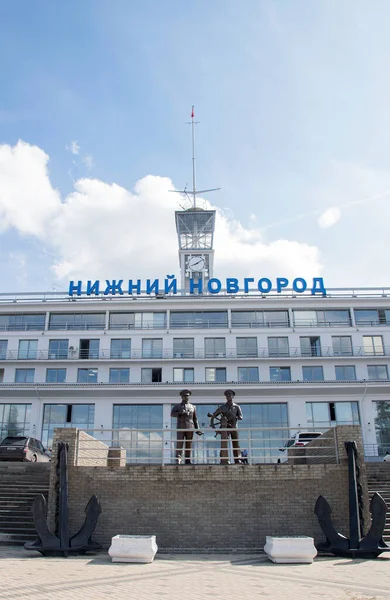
[
  {"x1": 0, "y1": 340, "x2": 8, "y2": 359},
  {"x1": 79, "y1": 339, "x2": 100, "y2": 359},
  {"x1": 300, "y1": 337, "x2": 321, "y2": 357},
  {"x1": 141, "y1": 368, "x2": 162, "y2": 383}
]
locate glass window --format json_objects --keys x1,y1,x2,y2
[
  {"x1": 141, "y1": 368, "x2": 162, "y2": 383},
  {"x1": 173, "y1": 368, "x2": 194, "y2": 383},
  {"x1": 367, "y1": 365, "x2": 389, "y2": 380},
  {"x1": 0, "y1": 403, "x2": 31, "y2": 439},
  {"x1": 231, "y1": 311, "x2": 289, "y2": 328},
  {"x1": 42, "y1": 404, "x2": 95, "y2": 448},
  {"x1": 142, "y1": 339, "x2": 163, "y2": 358},
  {"x1": 79, "y1": 339, "x2": 100, "y2": 359},
  {"x1": 109, "y1": 368, "x2": 130, "y2": 383},
  {"x1": 302, "y1": 366, "x2": 324, "y2": 381},
  {"x1": 112, "y1": 404, "x2": 164, "y2": 464},
  {"x1": 363, "y1": 336, "x2": 384, "y2": 356},
  {"x1": 110, "y1": 339, "x2": 131, "y2": 359},
  {"x1": 0, "y1": 314, "x2": 45, "y2": 331},
  {"x1": 18, "y1": 340, "x2": 38, "y2": 360},
  {"x1": 49, "y1": 313, "x2": 105, "y2": 330},
  {"x1": 332, "y1": 336, "x2": 352, "y2": 356},
  {"x1": 354, "y1": 309, "x2": 385, "y2": 326},
  {"x1": 77, "y1": 368, "x2": 98, "y2": 383},
  {"x1": 238, "y1": 367, "x2": 259, "y2": 382},
  {"x1": 173, "y1": 338, "x2": 194, "y2": 358},
  {"x1": 236, "y1": 337, "x2": 257, "y2": 357},
  {"x1": 109, "y1": 312, "x2": 166, "y2": 329},
  {"x1": 300, "y1": 337, "x2": 321, "y2": 357},
  {"x1": 293, "y1": 311, "x2": 317, "y2": 327},
  {"x1": 373, "y1": 401, "x2": 390, "y2": 455},
  {"x1": 48, "y1": 339, "x2": 69, "y2": 359},
  {"x1": 306, "y1": 401, "x2": 360, "y2": 426},
  {"x1": 170, "y1": 311, "x2": 228, "y2": 328},
  {"x1": 46, "y1": 368, "x2": 66, "y2": 383},
  {"x1": 15, "y1": 368, "x2": 35, "y2": 383},
  {"x1": 294, "y1": 310, "x2": 350, "y2": 327},
  {"x1": 204, "y1": 338, "x2": 226, "y2": 358},
  {"x1": 0, "y1": 340, "x2": 8, "y2": 359},
  {"x1": 205, "y1": 368, "x2": 227, "y2": 382},
  {"x1": 335, "y1": 365, "x2": 356, "y2": 381},
  {"x1": 270, "y1": 367, "x2": 291, "y2": 382},
  {"x1": 268, "y1": 337, "x2": 289, "y2": 357}
]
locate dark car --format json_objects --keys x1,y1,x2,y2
[{"x1": 0, "y1": 436, "x2": 51, "y2": 462}]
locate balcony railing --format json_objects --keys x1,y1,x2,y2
[{"x1": 1, "y1": 345, "x2": 390, "y2": 361}]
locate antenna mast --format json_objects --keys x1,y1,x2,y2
[
  {"x1": 190, "y1": 106, "x2": 197, "y2": 208},
  {"x1": 171, "y1": 106, "x2": 220, "y2": 205}
]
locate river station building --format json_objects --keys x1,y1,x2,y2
[{"x1": 0, "y1": 204, "x2": 389, "y2": 462}]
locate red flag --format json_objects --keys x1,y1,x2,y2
[{"x1": 191, "y1": 106, "x2": 194, "y2": 118}]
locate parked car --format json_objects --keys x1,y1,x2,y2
[
  {"x1": 279, "y1": 431, "x2": 323, "y2": 452},
  {"x1": 0, "y1": 436, "x2": 51, "y2": 462}
]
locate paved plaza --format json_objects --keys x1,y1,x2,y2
[{"x1": 0, "y1": 547, "x2": 389, "y2": 600}]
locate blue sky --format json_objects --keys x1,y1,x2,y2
[{"x1": 1, "y1": 1, "x2": 390, "y2": 292}]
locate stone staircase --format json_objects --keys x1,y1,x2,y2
[
  {"x1": 366, "y1": 463, "x2": 390, "y2": 544},
  {"x1": 0, "y1": 462, "x2": 51, "y2": 546}
]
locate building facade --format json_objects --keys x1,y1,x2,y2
[{"x1": 0, "y1": 290, "x2": 390, "y2": 460}]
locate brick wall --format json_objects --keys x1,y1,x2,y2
[{"x1": 46, "y1": 426, "x2": 371, "y2": 551}]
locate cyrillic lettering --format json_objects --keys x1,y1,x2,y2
[
  {"x1": 104, "y1": 280, "x2": 124, "y2": 295},
  {"x1": 257, "y1": 278, "x2": 272, "y2": 293},
  {"x1": 69, "y1": 280, "x2": 82, "y2": 296},
  {"x1": 128, "y1": 279, "x2": 141, "y2": 295},
  {"x1": 293, "y1": 278, "x2": 307, "y2": 293},
  {"x1": 164, "y1": 275, "x2": 177, "y2": 294},
  {"x1": 243, "y1": 278, "x2": 254, "y2": 293},
  {"x1": 86, "y1": 280, "x2": 100, "y2": 296},
  {"x1": 311, "y1": 278, "x2": 327, "y2": 296},
  {"x1": 207, "y1": 278, "x2": 222, "y2": 294},
  {"x1": 226, "y1": 278, "x2": 239, "y2": 293},
  {"x1": 276, "y1": 278, "x2": 289, "y2": 293},
  {"x1": 189, "y1": 278, "x2": 203, "y2": 294},
  {"x1": 146, "y1": 279, "x2": 160, "y2": 295}
]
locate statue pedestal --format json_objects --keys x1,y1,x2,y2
[
  {"x1": 264, "y1": 536, "x2": 317, "y2": 564},
  {"x1": 108, "y1": 535, "x2": 158, "y2": 563}
]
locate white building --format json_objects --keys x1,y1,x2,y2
[{"x1": 0, "y1": 204, "x2": 389, "y2": 461}]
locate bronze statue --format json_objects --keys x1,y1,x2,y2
[
  {"x1": 209, "y1": 390, "x2": 243, "y2": 464},
  {"x1": 171, "y1": 389, "x2": 202, "y2": 464}
]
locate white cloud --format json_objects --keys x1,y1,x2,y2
[
  {"x1": 317, "y1": 207, "x2": 341, "y2": 228},
  {"x1": 67, "y1": 140, "x2": 80, "y2": 155},
  {"x1": 82, "y1": 154, "x2": 94, "y2": 171},
  {"x1": 0, "y1": 141, "x2": 323, "y2": 287}
]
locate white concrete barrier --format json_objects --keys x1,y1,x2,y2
[
  {"x1": 108, "y1": 534, "x2": 158, "y2": 563},
  {"x1": 264, "y1": 536, "x2": 317, "y2": 564}
]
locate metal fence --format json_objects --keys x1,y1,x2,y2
[
  {"x1": 364, "y1": 443, "x2": 390, "y2": 461},
  {"x1": 74, "y1": 426, "x2": 338, "y2": 466}
]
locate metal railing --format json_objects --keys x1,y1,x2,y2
[
  {"x1": 74, "y1": 426, "x2": 338, "y2": 466},
  {"x1": 2, "y1": 345, "x2": 390, "y2": 361},
  {"x1": 364, "y1": 443, "x2": 390, "y2": 461}
]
